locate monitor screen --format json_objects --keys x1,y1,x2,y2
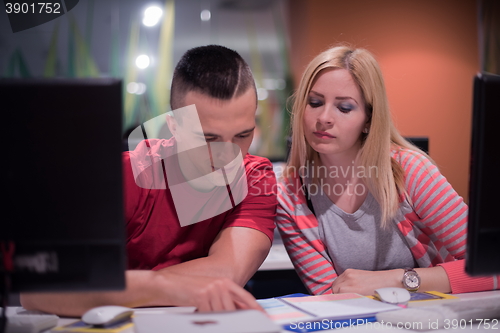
[
  {"x1": 466, "y1": 72, "x2": 500, "y2": 276},
  {"x1": 0, "y1": 78, "x2": 126, "y2": 292}
]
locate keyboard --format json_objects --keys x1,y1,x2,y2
[
  {"x1": 376, "y1": 295, "x2": 500, "y2": 330},
  {"x1": 3, "y1": 307, "x2": 59, "y2": 333}
]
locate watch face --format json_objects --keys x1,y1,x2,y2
[{"x1": 404, "y1": 272, "x2": 420, "y2": 289}]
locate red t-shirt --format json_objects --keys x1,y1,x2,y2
[{"x1": 123, "y1": 139, "x2": 277, "y2": 270}]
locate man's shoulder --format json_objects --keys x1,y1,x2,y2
[
  {"x1": 243, "y1": 153, "x2": 273, "y2": 169},
  {"x1": 242, "y1": 154, "x2": 276, "y2": 179},
  {"x1": 241, "y1": 154, "x2": 277, "y2": 189}
]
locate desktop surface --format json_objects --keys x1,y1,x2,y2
[{"x1": 41, "y1": 290, "x2": 500, "y2": 333}]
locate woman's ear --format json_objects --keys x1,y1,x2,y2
[
  {"x1": 363, "y1": 111, "x2": 372, "y2": 134},
  {"x1": 363, "y1": 120, "x2": 371, "y2": 134}
]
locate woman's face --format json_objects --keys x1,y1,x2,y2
[{"x1": 303, "y1": 68, "x2": 368, "y2": 159}]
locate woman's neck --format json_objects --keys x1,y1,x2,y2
[
  {"x1": 318, "y1": 147, "x2": 362, "y2": 182},
  {"x1": 316, "y1": 146, "x2": 368, "y2": 213}
]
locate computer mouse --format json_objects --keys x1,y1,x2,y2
[
  {"x1": 81, "y1": 305, "x2": 133, "y2": 326},
  {"x1": 374, "y1": 287, "x2": 411, "y2": 305}
]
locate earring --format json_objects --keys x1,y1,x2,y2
[{"x1": 363, "y1": 127, "x2": 369, "y2": 134}]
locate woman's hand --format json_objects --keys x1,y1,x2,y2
[
  {"x1": 330, "y1": 266, "x2": 452, "y2": 295},
  {"x1": 331, "y1": 268, "x2": 403, "y2": 295}
]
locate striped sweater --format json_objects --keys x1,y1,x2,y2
[{"x1": 276, "y1": 148, "x2": 499, "y2": 295}]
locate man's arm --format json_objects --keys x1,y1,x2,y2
[
  {"x1": 160, "y1": 226, "x2": 272, "y2": 286},
  {"x1": 20, "y1": 270, "x2": 262, "y2": 317},
  {"x1": 20, "y1": 228, "x2": 270, "y2": 316},
  {"x1": 21, "y1": 270, "x2": 163, "y2": 316}
]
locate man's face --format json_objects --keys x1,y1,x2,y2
[
  {"x1": 183, "y1": 88, "x2": 257, "y2": 157},
  {"x1": 171, "y1": 88, "x2": 256, "y2": 189}
]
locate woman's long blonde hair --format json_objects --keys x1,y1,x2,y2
[{"x1": 286, "y1": 45, "x2": 430, "y2": 227}]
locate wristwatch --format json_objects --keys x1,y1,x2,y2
[{"x1": 402, "y1": 268, "x2": 420, "y2": 292}]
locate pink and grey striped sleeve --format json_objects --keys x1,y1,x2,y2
[{"x1": 276, "y1": 178, "x2": 337, "y2": 294}]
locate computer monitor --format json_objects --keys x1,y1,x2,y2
[
  {"x1": 404, "y1": 137, "x2": 429, "y2": 155},
  {"x1": 0, "y1": 78, "x2": 126, "y2": 292},
  {"x1": 466, "y1": 72, "x2": 500, "y2": 276}
]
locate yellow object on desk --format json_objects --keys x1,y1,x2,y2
[
  {"x1": 51, "y1": 319, "x2": 133, "y2": 333},
  {"x1": 406, "y1": 291, "x2": 459, "y2": 307},
  {"x1": 369, "y1": 291, "x2": 459, "y2": 307}
]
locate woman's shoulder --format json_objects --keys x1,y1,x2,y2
[
  {"x1": 278, "y1": 172, "x2": 301, "y2": 191},
  {"x1": 276, "y1": 171, "x2": 306, "y2": 201},
  {"x1": 391, "y1": 146, "x2": 434, "y2": 173}
]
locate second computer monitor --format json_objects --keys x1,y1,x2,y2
[{"x1": 466, "y1": 72, "x2": 500, "y2": 276}]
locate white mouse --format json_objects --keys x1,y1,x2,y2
[
  {"x1": 81, "y1": 305, "x2": 133, "y2": 326},
  {"x1": 374, "y1": 287, "x2": 411, "y2": 305}
]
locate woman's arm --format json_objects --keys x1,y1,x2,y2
[
  {"x1": 330, "y1": 266, "x2": 450, "y2": 295},
  {"x1": 401, "y1": 149, "x2": 498, "y2": 293},
  {"x1": 276, "y1": 179, "x2": 337, "y2": 295},
  {"x1": 331, "y1": 150, "x2": 498, "y2": 295}
]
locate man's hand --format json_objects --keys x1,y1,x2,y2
[
  {"x1": 163, "y1": 272, "x2": 263, "y2": 312},
  {"x1": 21, "y1": 270, "x2": 263, "y2": 316}
]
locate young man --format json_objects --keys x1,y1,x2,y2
[{"x1": 21, "y1": 45, "x2": 277, "y2": 316}]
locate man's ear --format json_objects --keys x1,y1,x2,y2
[{"x1": 166, "y1": 111, "x2": 179, "y2": 139}]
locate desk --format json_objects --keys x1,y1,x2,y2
[{"x1": 50, "y1": 290, "x2": 500, "y2": 333}]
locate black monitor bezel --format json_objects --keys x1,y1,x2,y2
[
  {"x1": 466, "y1": 72, "x2": 500, "y2": 276},
  {"x1": 0, "y1": 78, "x2": 126, "y2": 292}
]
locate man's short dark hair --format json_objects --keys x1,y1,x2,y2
[{"x1": 170, "y1": 45, "x2": 256, "y2": 110}]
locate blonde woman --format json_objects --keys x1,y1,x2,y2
[{"x1": 276, "y1": 45, "x2": 498, "y2": 296}]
